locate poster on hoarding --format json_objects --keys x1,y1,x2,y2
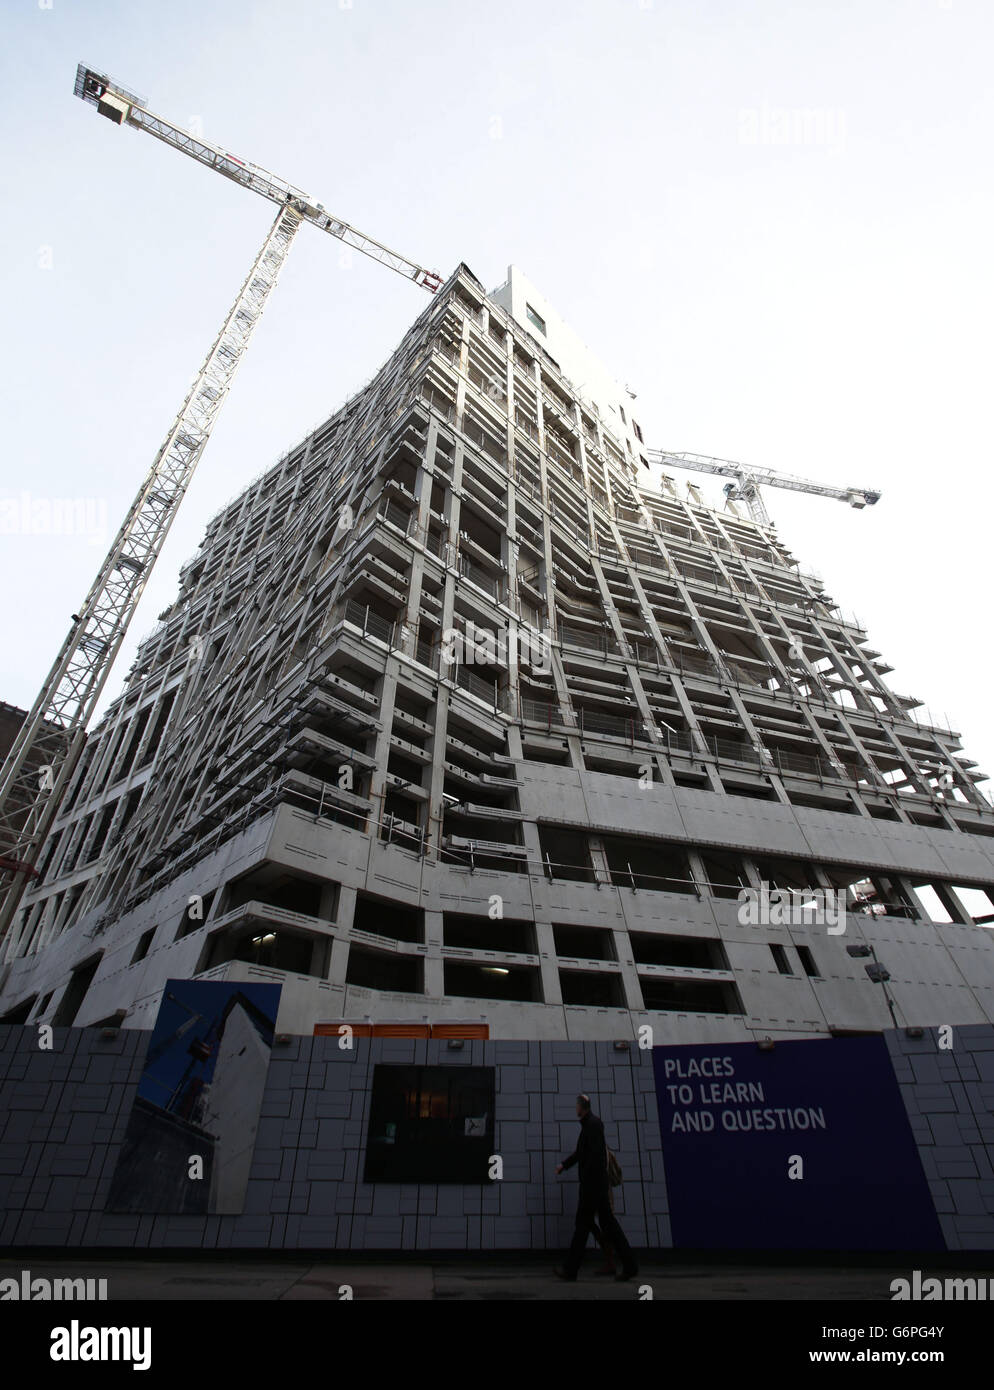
[
  {"x1": 106, "y1": 980, "x2": 281, "y2": 1215},
  {"x1": 653, "y1": 1036, "x2": 943, "y2": 1249}
]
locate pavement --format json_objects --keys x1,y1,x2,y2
[{"x1": 0, "y1": 1255, "x2": 947, "y2": 1300}]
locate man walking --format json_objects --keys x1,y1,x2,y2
[{"x1": 554, "y1": 1093, "x2": 638, "y2": 1282}]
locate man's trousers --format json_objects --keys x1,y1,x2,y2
[{"x1": 564, "y1": 1183, "x2": 636, "y2": 1276}]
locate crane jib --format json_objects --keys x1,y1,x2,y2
[
  {"x1": 647, "y1": 448, "x2": 880, "y2": 525},
  {"x1": 72, "y1": 64, "x2": 441, "y2": 294}
]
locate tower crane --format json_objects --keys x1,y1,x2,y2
[
  {"x1": 142, "y1": 993, "x2": 205, "y2": 1071},
  {"x1": 646, "y1": 449, "x2": 881, "y2": 529},
  {"x1": 0, "y1": 63, "x2": 442, "y2": 946}
]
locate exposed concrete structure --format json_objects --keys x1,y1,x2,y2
[{"x1": 2, "y1": 263, "x2": 994, "y2": 1041}]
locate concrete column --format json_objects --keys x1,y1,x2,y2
[
  {"x1": 613, "y1": 928, "x2": 646, "y2": 1013},
  {"x1": 586, "y1": 834, "x2": 613, "y2": 888},
  {"x1": 327, "y1": 935, "x2": 350, "y2": 987},
  {"x1": 319, "y1": 880, "x2": 341, "y2": 922},
  {"x1": 325, "y1": 884, "x2": 356, "y2": 984},
  {"x1": 684, "y1": 849, "x2": 713, "y2": 898},
  {"x1": 893, "y1": 876, "x2": 940, "y2": 925},
  {"x1": 534, "y1": 920, "x2": 562, "y2": 1004},
  {"x1": 931, "y1": 883, "x2": 976, "y2": 926},
  {"x1": 423, "y1": 910, "x2": 445, "y2": 998}
]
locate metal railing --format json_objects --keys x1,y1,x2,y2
[
  {"x1": 769, "y1": 746, "x2": 867, "y2": 783},
  {"x1": 459, "y1": 554, "x2": 504, "y2": 600},
  {"x1": 510, "y1": 469, "x2": 543, "y2": 503},
  {"x1": 707, "y1": 736, "x2": 766, "y2": 767},
  {"x1": 376, "y1": 498, "x2": 413, "y2": 531},
  {"x1": 514, "y1": 522, "x2": 544, "y2": 551},
  {"x1": 343, "y1": 600, "x2": 396, "y2": 645},
  {"x1": 657, "y1": 726, "x2": 697, "y2": 755},
  {"x1": 463, "y1": 416, "x2": 507, "y2": 467},
  {"x1": 467, "y1": 364, "x2": 507, "y2": 408},
  {"x1": 630, "y1": 640, "x2": 664, "y2": 669},
  {"x1": 518, "y1": 698, "x2": 646, "y2": 745},
  {"x1": 574, "y1": 707, "x2": 646, "y2": 742},
  {"x1": 519, "y1": 698, "x2": 568, "y2": 730},
  {"x1": 628, "y1": 548, "x2": 670, "y2": 575},
  {"x1": 409, "y1": 521, "x2": 449, "y2": 560},
  {"x1": 679, "y1": 561, "x2": 722, "y2": 587},
  {"x1": 454, "y1": 664, "x2": 500, "y2": 708},
  {"x1": 557, "y1": 623, "x2": 621, "y2": 657},
  {"x1": 672, "y1": 648, "x2": 721, "y2": 680},
  {"x1": 430, "y1": 336, "x2": 460, "y2": 367},
  {"x1": 417, "y1": 389, "x2": 456, "y2": 423},
  {"x1": 416, "y1": 639, "x2": 440, "y2": 672},
  {"x1": 546, "y1": 434, "x2": 579, "y2": 473}
]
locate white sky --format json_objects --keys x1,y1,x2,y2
[{"x1": 2, "y1": 0, "x2": 992, "y2": 796}]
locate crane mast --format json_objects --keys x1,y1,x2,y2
[
  {"x1": 0, "y1": 64, "x2": 442, "y2": 947},
  {"x1": 647, "y1": 448, "x2": 881, "y2": 527}
]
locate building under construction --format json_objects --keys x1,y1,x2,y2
[{"x1": 2, "y1": 263, "x2": 994, "y2": 1044}]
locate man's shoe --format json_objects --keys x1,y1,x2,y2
[
  {"x1": 615, "y1": 1266, "x2": 638, "y2": 1281},
  {"x1": 554, "y1": 1266, "x2": 577, "y2": 1281}
]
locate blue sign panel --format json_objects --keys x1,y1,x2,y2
[{"x1": 652, "y1": 1037, "x2": 943, "y2": 1249}]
